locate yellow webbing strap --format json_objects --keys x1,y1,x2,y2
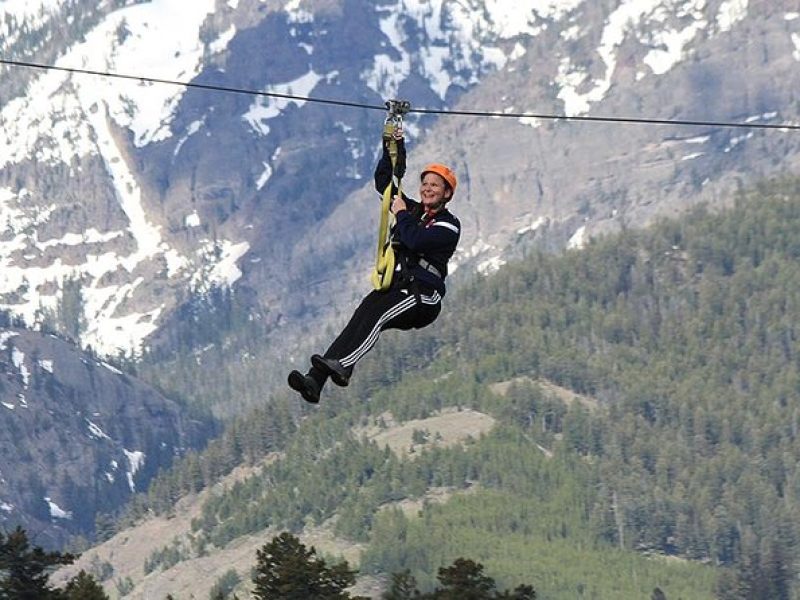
[{"x1": 370, "y1": 121, "x2": 402, "y2": 291}]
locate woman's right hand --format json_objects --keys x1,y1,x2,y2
[{"x1": 391, "y1": 194, "x2": 408, "y2": 215}]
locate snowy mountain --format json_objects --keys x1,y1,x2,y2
[
  {"x1": 0, "y1": 0, "x2": 543, "y2": 358},
  {"x1": 2, "y1": 0, "x2": 794, "y2": 363}
]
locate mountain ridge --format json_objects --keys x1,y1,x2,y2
[
  {"x1": 3, "y1": 0, "x2": 799, "y2": 362},
  {"x1": 0, "y1": 325, "x2": 215, "y2": 548}
]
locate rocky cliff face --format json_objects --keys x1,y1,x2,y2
[{"x1": 0, "y1": 325, "x2": 213, "y2": 547}]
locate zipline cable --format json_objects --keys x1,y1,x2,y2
[
  {"x1": 0, "y1": 58, "x2": 376, "y2": 111},
  {"x1": 2, "y1": 57, "x2": 800, "y2": 132}
]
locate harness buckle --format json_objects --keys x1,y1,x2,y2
[{"x1": 418, "y1": 257, "x2": 443, "y2": 278}]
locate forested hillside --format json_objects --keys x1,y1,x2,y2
[{"x1": 102, "y1": 177, "x2": 800, "y2": 599}]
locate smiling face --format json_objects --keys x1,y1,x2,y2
[{"x1": 419, "y1": 172, "x2": 452, "y2": 210}]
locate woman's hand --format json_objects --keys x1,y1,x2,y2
[{"x1": 391, "y1": 195, "x2": 407, "y2": 215}]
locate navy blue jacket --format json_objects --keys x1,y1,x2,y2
[{"x1": 374, "y1": 140, "x2": 461, "y2": 296}]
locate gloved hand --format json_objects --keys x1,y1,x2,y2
[{"x1": 382, "y1": 127, "x2": 406, "y2": 179}]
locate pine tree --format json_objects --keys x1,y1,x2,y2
[
  {"x1": 651, "y1": 588, "x2": 667, "y2": 600},
  {"x1": 63, "y1": 570, "x2": 109, "y2": 599},
  {"x1": 209, "y1": 568, "x2": 241, "y2": 599},
  {"x1": 509, "y1": 584, "x2": 536, "y2": 599},
  {"x1": 0, "y1": 527, "x2": 75, "y2": 599},
  {"x1": 433, "y1": 558, "x2": 496, "y2": 600},
  {"x1": 492, "y1": 584, "x2": 537, "y2": 599},
  {"x1": 251, "y1": 532, "x2": 359, "y2": 600},
  {"x1": 94, "y1": 513, "x2": 117, "y2": 543},
  {"x1": 382, "y1": 569, "x2": 421, "y2": 599}
]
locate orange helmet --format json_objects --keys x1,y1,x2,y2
[{"x1": 421, "y1": 163, "x2": 457, "y2": 195}]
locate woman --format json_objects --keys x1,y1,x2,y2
[{"x1": 288, "y1": 130, "x2": 461, "y2": 403}]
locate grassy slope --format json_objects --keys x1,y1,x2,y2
[{"x1": 55, "y1": 403, "x2": 717, "y2": 599}]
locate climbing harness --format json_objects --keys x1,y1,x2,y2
[{"x1": 371, "y1": 99, "x2": 411, "y2": 291}]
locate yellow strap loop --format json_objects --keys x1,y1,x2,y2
[
  {"x1": 371, "y1": 121, "x2": 403, "y2": 291},
  {"x1": 370, "y1": 183, "x2": 396, "y2": 291}
]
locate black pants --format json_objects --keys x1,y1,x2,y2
[{"x1": 324, "y1": 285, "x2": 442, "y2": 370}]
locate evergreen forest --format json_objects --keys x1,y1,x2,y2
[{"x1": 113, "y1": 177, "x2": 800, "y2": 599}]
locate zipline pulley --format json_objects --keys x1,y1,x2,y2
[{"x1": 384, "y1": 99, "x2": 411, "y2": 130}]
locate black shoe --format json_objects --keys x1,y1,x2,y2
[
  {"x1": 311, "y1": 355, "x2": 352, "y2": 387},
  {"x1": 288, "y1": 370, "x2": 320, "y2": 404}
]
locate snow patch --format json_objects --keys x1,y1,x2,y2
[
  {"x1": 285, "y1": 0, "x2": 314, "y2": 23},
  {"x1": 449, "y1": 237, "x2": 497, "y2": 275},
  {"x1": 745, "y1": 111, "x2": 778, "y2": 123},
  {"x1": 0, "y1": 501, "x2": 13, "y2": 513},
  {"x1": 125, "y1": 449, "x2": 145, "y2": 474},
  {"x1": 568, "y1": 225, "x2": 587, "y2": 249},
  {"x1": 36, "y1": 229, "x2": 124, "y2": 251},
  {"x1": 717, "y1": 0, "x2": 748, "y2": 32},
  {"x1": 124, "y1": 449, "x2": 146, "y2": 492},
  {"x1": 164, "y1": 249, "x2": 190, "y2": 278},
  {"x1": 643, "y1": 17, "x2": 707, "y2": 75},
  {"x1": 481, "y1": 3, "x2": 538, "y2": 37},
  {"x1": 45, "y1": 497, "x2": 72, "y2": 520},
  {"x1": 257, "y1": 162, "x2": 273, "y2": 190},
  {"x1": 210, "y1": 25, "x2": 236, "y2": 55},
  {"x1": 477, "y1": 255, "x2": 507, "y2": 275},
  {"x1": 102, "y1": 361, "x2": 123, "y2": 375},
  {"x1": 0, "y1": 1, "x2": 62, "y2": 51},
  {"x1": 84, "y1": 102, "x2": 163, "y2": 268},
  {"x1": 0, "y1": 331, "x2": 19, "y2": 350},
  {"x1": 243, "y1": 69, "x2": 331, "y2": 135},
  {"x1": 792, "y1": 33, "x2": 800, "y2": 62},
  {"x1": 517, "y1": 216, "x2": 548, "y2": 235},
  {"x1": 724, "y1": 132, "x2": 754, "y2": 152},
  {"x1": 79, "y1": 0, "x2": 217, "y2": 148},
  {"x1": 557, "y1": 0, "x2": 717, "y2": 114},
  {"x1": 0, "y1": 1, "x2": 62, "y2": 21},
  {"x1": 364, "y1": 0, "x2": 556, "y2": 101},
  {"x1": 557, "y1": 0, "x2": 663, "y2": 116},
  {"x1": 193, "y1": 240, "x2": 251, "y2": 289},
  {"x1": 39, "y1": 359, "x2": 54, "y2": 373},
  {"x1": 86, "y1": 419, "x2": 111, "y2": 440},
  {"x1": 0, "y1": 0, "x2": 218, "y2": 168},
  {"x1": 11, "y1": 347, "x2": 29, "y2": 388},
  {"x1": 561, "y1": 24, "x2": 583, "y2": 41},
  {"x1": 519, "y1": 116, "x2": 542, "y2": 128},
  {"x1": 107, "y1": 459, "x2": 119, "y2": 484},
  {"x1": 174, "y1": 118, "x2": 206, "y2": 157},
  {"x1": 509, "y1": 42, "x2": 527, "y2": 62},
  {"x1": 77, "y1": 275, "x2": 166, "y2": 357},
  {"x1": 185, "y1": 211, "x2": 201, "y2": 228}
]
